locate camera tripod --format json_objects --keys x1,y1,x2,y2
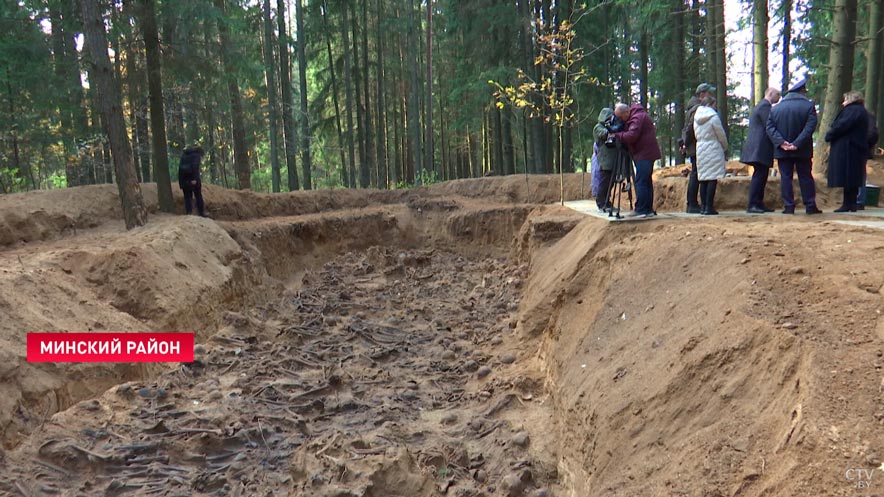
[{"x1": 604, "y1": 149, "x2": 634, "y2": 219}]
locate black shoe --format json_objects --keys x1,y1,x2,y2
[
  {"x1": 833, "y1": 205, "x2": 853, "y2": 213},
  {"x1": 703, "y1": 209, "x2": 719, "y2": 216},
  {"x1": 806, "y1": 207, "x2": 823, "y2": 215},
  {"x1": 782, "y1": 207, "x2": 795, "y2": 214},
  {"x1": 686, "y1": 205, "x2": 702, "y2": 214},
  {"x1": 761, "y1": 205, "x2": 775, "y2": 212},
  {"x1": 857, "y1": 204, "x2": 866, "y2": 210},
  {"x1": 747, "y1": 206, "x2": 766, "y2": 214}
]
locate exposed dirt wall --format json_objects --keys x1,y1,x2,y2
[{"x1": 514, "y1": 216, "x2": 884, "y2": 497}]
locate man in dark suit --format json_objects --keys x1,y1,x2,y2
[
  {"x1": 765, "y1": 78, "x2": 823, "y2": 215},
  {"x1": 741, "y1": 87, "x2": 781, "y2": 213}
]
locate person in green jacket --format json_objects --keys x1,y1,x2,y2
[{"x1": 593, "y1": 108, "x2": 627, "y2": 212}]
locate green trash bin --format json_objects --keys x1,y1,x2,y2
[{"x1": 867, "y1": 184, "x2": 880, "y2": 207}]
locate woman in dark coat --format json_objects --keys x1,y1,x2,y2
[{"x1": 825, "y1": 91, "x2": 869, "y2": 212}]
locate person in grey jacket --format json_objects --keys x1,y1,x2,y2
[
  {"x1": 765, "y1": 78, "x2": 823, "y2": 215},
  {"x1": 741, "y1": 87, "x2": 781, "y2": 213}
]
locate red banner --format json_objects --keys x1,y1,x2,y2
[{"x1": 27, "y1": 333, "x2": 195, "y2": 363}]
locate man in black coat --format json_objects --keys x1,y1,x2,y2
[
  {"x1": 765, "y1": 78, "x2": 823, "y2": 215},
  {"x1": 741, "y1": 87, "x2": 781, "y2": 213},
  {"x1": 824, "y1": 91, "x2": 869, "y2": 212},
  {"x1": 680, "y1": 82, "x2": 716, "y2": 213},
  {"x1": 178, "y1": 145, "x2": 207, "y2": 217},
  {"x1": 858, "y1": 111, "x2": 879, "y2": 209}
]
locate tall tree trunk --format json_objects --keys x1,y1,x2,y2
[
  {"x1": 492, "y1": 105, "x2": 504, "y2": 175},
  {"x1": 80, "y1": 0, "x2": 147, "y2": 228},
  {"x1": 815, "y1": 0, "x2": 859, "y2": 174},
  {"x1": 375, "y1": 0, "x2": 389, "y2": 188},
  {"x1": 691, "y1": 0, "x2": 702, "y2": 84},
  {"x1": 351, "y1": 10, "x2": 367, "y2": 187},
  {"x1": 425, "y1": 0, "x2": 434, "y2": 179},
  {"x1": 407, "y1": 0, "x2": 423, "y2": 184},
  {"x1": 705, "y1": 0, "x2": 717, "y2": 84},
  {"x1": 296, "y1": 0, "x2": 313, "y2": 190},
  {"x1": 322, "y1": 1, "x2": 348, "y2": 187},
  {"x1": 341, "y1": 0, "x2": 358, "y2": 188},
  {"x1": 713, "y1": 0, "x2": 728, "y2": 137},
  {"x1": 866, "y1": 0, "x2": 884, "y2": 116},
  {"x1": 276, "y1": 0, "x2": 300, "y2": 191},
  {"x1": 502, "y1": 111, "x2": 515, "y2": 175},
  {"x1": 519, "y1": 0, "x2": 542, "y2": 173},
  {"x1": 674, "y1": 0, "x2": 686, "y2": 162},
  {"x1": 86, "y1": 75, "x2": 101, "y2": 185},
  {"x1": 639, "y1": 30, "x2": 649, "y2": 108},
  {"x1": 782, "y1": 0, "x2": 791, "y2": 90},
  {"x1": 138, "y1": 0, "x2": 173, "y2": 212},
  {"x1": 215, "y1": 0, "x2": 251, "y2": 190},
  {"x1": 122, "y1": 2, "x2": 150, "y2": 184},
  {"x1": 391, "y1": 53, "x2": 402, "y2": 185},
  {"x1": 752, "y1": 0, "x2": 769, "y2": 106},
  {"x1": 49, "y1": 5, "x2": 79, "y2": 187},
  {"x1": 262, "y1": 0, "x2": 282, "y2": 192},
  {"x1": 136, "y1": 99, "x2": 150, "y2": 183},
  {"x1": 205, "y1": 107, "x2": 218, "y2": 183},
  {"x1": 202, "y1": 27, "x2": 218, "y2": 184},
  {"x1": 622, "y1": 16, "x2": 632, "y2": 102},
  {"x1": 361, "y1": 0, "x2": 374, "y2": 188},
  {"x1": 184, "y1": 90, "x2": 201, "y2": 147},
  {"x1": 877, "y1": 6, "x2": 884, "y2": 135}
]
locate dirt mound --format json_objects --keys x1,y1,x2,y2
[
  {"x1": 0, "y1": 216, "x2": 266, "y2": 448},
  {"x1": 518, "y1": 215, "x2": 884, "y2": 496},
  {"x1": 655, "y1": 159, "x2": 752, "y2": 179},
  {"x1": 5, "y1": 162, "x2": 876, "y2": 252}
]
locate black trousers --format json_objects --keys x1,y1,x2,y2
[
  {"x1": 843, "y1": 186, "x2": 859, "y2": 209},
  {"x1": 686, "y1": 155, "x2": 699, "y2": 207},
  {"x1": 182, "y1": 181, "x2": 206, "y2": 216},
  {"x1": 596, "y1": 169, "x2": 613, "y2": 209},
  {"x1": 748, "y1": 164, "x2": 770, "y2": 208},
  {"x1": 699, "y1": 179, "x2": 718, "y2": 212}
]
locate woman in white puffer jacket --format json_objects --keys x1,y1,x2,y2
[{"x1": 693, "y1": 96, "x2": 729, "y2": 215}]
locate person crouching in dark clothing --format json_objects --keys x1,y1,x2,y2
[{"x1": 178, "y1": 145, "x2": 207, "y2": 217}]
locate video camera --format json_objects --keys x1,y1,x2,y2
[{"x1": 604, "y1": 115, "x2": 624, "y2": 148}]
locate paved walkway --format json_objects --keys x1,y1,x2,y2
[{"x1": 563, "y1": 200, "x2": 884, "y2": 228}]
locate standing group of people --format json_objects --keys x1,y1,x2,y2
[
  {"x1": 739, "y1": 79, "x2": 823, "y2": 214},
  {"x1": 593, "y1": 76, "x2": 879, "y2": 217},
  {"x1": 741, "y1": 79, "x2": 879, "y2": 213},
  {"x1": 592, "y1": 82, "x2": 734, "y2": 218}
]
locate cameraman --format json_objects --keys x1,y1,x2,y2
[
  {"x1": 611, "y1": 102, "x2": 662, "y2": 218},
  {"x1": 593, "y1": 108, "x2": 627, "y2": 212}
]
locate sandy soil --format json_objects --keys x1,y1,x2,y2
[{"x1": 0, "y1": 164, "x2": 882, "y2": 496}]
